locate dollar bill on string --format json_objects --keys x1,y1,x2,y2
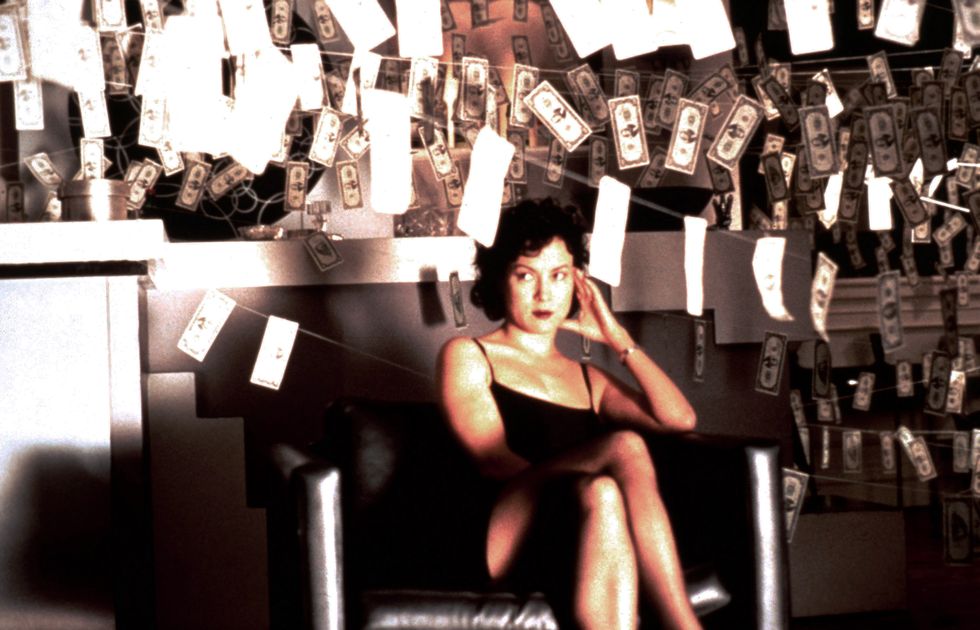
[
  {"x1": 512, "y1": 0, "x2": 527, "y2": 22},
  {"x1": 0, "y1": 5, "x2": 28, "y2": 82},
  {"x1": 283, "y1": 161, "x2": 310, "y2": 213},
  {"x1": 303, "y1": 231, "x2": 342, "y2": 273},
  {"x1": 443, "y1": 160, "x2": 464, "y2": 208},
  {"x1": 911, "y1": 107, "x2": 948, "y2": 179},
  {"x1": 844, "y1": 225, "x2": 867, "y2": 269},
  {"x1": 896, "y1": 360, "x2": 914, "y2": 398},
  {"x1": 782, "y1": 468, "x2": 809, "y2": 543},
  {"x1": 309, "y1": 108, "x2": 343, "y2": 168},
  {"x1": 876, "y1": 271, "x2": 904, "y2": 353},
  {"x1": 866, "y1": 105, "x2": 906, "y2": 178},
  {"x1": 14, "y1": 77, "x2": 44, "y2": 131},
  {"x1": 760, "y1": 74, "x2": 799, "y2": 130},
  {"x1": 875, "y1": 246, "x2": 891, "y2": 274},
  {"x1": 944, "y1": 496, "x2": 973, "y2": 565},
  {"x1": 665, "y1": 98, "x2": 708, "y2": 176},
  {"x1": 250, "y1": 315, "x2": 300, "y2": 391},
  {"x1": 80, "y1": 138, "x2": 105, "y2": 179},
  {"x1": 924, "y1": 351, "x2": 952, "y2": 416},
  {"x1": 857, "y1": 0, "x2": 876, "y2": 30},
  {"x1": 505, "y1": 129, "x2": 528, "y2": 184},
  {"x1": 896, "y1": 425, "x2": 938, "y2": 481},
  {"x1": 852, "y1": 372, "x2": 875, "y2": 412},
  {"x1": 760, "y1": 152, "x2": 790, "y2": 202},
  {"x1": 635, "y1": 147, "x2": 668, "y2": 189},
  {"x1": 890, "y1": 177, "x2": 929, "y2": 227},
  {"x1": 642, "y1": 73, "x2": 663, "y2": 130},
  {"x1": 340, "y1": 126, "x2": 370, "y2": 160},
  {"x1": 458, "y1": 56, "x2": 489, "y2": 122},
  {"x1": 799, "y1": 106, "x2": 838, "y2": 178},
  {"x1": 812, "y1": 338, "x2": 832, "y2": 399},
  {"x1": 614, "y1": 69, "x2": 640, "y2": 97},
  {"x1": 940, "y1": 288, "x2": 960, "y2": 355},
  {"x1": 755, "y1": 331, "x2": 788, "y2": 396},
  {"x1": 790, "y1": 389, "x2": 807, "y2": 433},
  {"x1": 655, "y1": 69, "x2": 689, "y2": 130},
  {"x1": 543, "y1": 136, "x2": 567, "y2": 188},
  {"x1": 523, "y1": 80, "x2": 592, "y2": 152},
  {"x1": 733, "y1": 26, "x2": 751, "y2": 66},
  {"x1": 566, "y1": 64, "x2": 609, "y2": 127},
  {"x1": 876, "y1": 0, "x2": 926, "y2": 46},
  {"x1": 751, "y1": 76, "x2": 781, "y2": 121},
  {"x1": 948, "y1": 370, "x2": 966, "y2": 414},
  {"x1": 509, "y1": 64, "x2": 540, "y2": 129},
  {"x1": 694, "y1": 319, "x2": 707, "y2": 383},
  {"x1": 177, "y1": 290, "x2": 236, "y2": 362},
  {"x1": 836, "y1": 134, "x2": 868, "y2": 222},
  {"x1": 511, "y1": 34, "x2": 532, "y2": 65},
  {"x1": 688, "y1": 72, "x2": 731, "y2": 106},
  {"x1": 949, "y1": 88, "x2": 970, "y2": 141},
  {"x1": 23, "y1": 153, "x2": 63, "y2": 188},
  {"x1": 757, "y1": 134, "x2": 786, "y2": 175},
  {"x1": 449, "y1": 270, "x2": 467, "y2": 329},
  {"x1": 128, "y1": 159, "x2": 163, "y2": 210},
  {"x1": 842, "y1": 430, "x2": 863, "y2": 473},
  {"x1": 311, "y1": 0, "x2": 341, "y2": 43},
  {"x1": 866, "y1": 51, "x2": 897, "y2": 98},
  {"x1": 588, "y1": 137, "x2": 608, "y2": 188},
  {"x1": 336, "y1": 160, "x2": 364, "y2": 209},
  {"x1": 609, "y1": 95, "x2": 649, "y2": 170},
  {"x1": 707, "y1": 95, "x2": 765, "y2": 172},
  {"x1": 820, "y1": 427, "x2": 831, "y2": 469},
  {"x1": 175, "y1": 160, "x2": 213, "y2": 212},
  {"x1": 753, "y1": 237, "x2": 794, "y2": 321},
  {"x1": 705, "y1": 152, "x2": 734, "y2": 194},
  {"x1": 881, "y1": 431, "x2": 897, "y2": 472}
]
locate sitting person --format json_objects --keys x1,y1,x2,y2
[{"x1": 437, "y1": 199, "x2": 701, "y2": 630}]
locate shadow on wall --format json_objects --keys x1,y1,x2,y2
[{"x1": 0, "y1": 447, "x2": 114, "y2": 622}]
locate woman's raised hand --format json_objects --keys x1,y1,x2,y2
[{"x1": 560, "y1": 270, "x2": 634, "y2": 354}]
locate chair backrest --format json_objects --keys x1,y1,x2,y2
[{"x1": 317, "y1": 398, "x2": 495, "y2": 591}]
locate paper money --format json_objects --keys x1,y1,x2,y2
[
  {"x1": 707, "y1": 95, "x2": 765, "y2": 172},
  {"x1": 852, "y1": 373, "x2": 875, "y2": 412},
  {"x1": 512, "y1": 35, "x2": 532, "y2": 65},
  {"x1": 760, "y1": 152, "x2": 790, "y2": 202},
  {"x1": 755, "y1": 331, "x2": 787, "y2": 396},
  {"x1": 336, "y1": 160, "x2": 364, "y2": 209},
  {"x1": 458, "y1": 56, "x2": 489, "y2": 122},
  {"x1": 944, "y1": 497, "x2": 973, "y2": 565},
  {"x1": 694, "y1": 319, "x2": 707, "y2": 383},
  {"x1": 875, "y1": 246, "x2": 891, "y2": 274},
  {"x1": 940, "y1": 288, "x2": 960, "y2": 356},
  {"x1": 844, "y1": 225, "x2": 867, "y2": 269},
  {"x1": 270, "y1": 0, "x2": 292, "y2": 44},
  {"x1": 957, "y1": 144, "x2": 980, "y2": 189},
  {"x1": 309, "y1": 108, "x2": 343, "y2": 168},
  {"x1": 760, "y1": 75, "x2": 799, "y2": 130},
  {"x1": 782, "y1": 468, "x2": 809, "y2": 543},
  {"x1": 811, "y1": 252, "x2": 837, "y2": 342},
  {"x1": 446, "y1": 270, "x2": 468, "y2": 329},
  {"x1": 803, "y1": 80, "x2": 827, "y2": 108},
  {"x1": 311, "y1": 0, "x2": 340, "y2": 43},
  {"x1": 813, "y1": 338, "x2": 832, "y2": 399},
  {"x1": 523, "y1": 81, "x2": 591, "y2": 152},
  {"x1": 938, "y1": 48, "x2": 963, "y2": 96},
  {"x1": 421, "y1": 127, "x2": 455, "y2": 181},
  {"x1": 897, "y1": 425, "x2": 938, "y2": 481},
  {"x1": 705, "y1": 153, "x2": 734, "y2": 194},
  {"x1": 842, "y1": 430, "x2": 863, "y2": 473},
  {"x1": 866, "y1": 52, "x2": 897, "y2": 99},
  {"x1": 543, "y1": 137, "x2": 567, "y2": 188},
  {"x1": 250, "y1": 315, "x2": 299, "y2": 391},
  {"x1": 205, "y1": 161, "x2": 249, "y2": 200},
  {"x1": 80, "y1": 138, "x2": 105, "y2": 180},
  {"x1": 820, "y1": 427, "x2": 831, "y2": 469},
  {"x1": 949, "y1": 88, "x2": 969, "y2": 141},
  {"x1": 128, "y1": 160, "x2": 162, "y2": 210},
  {"x1": 177, "y1": 290, "x2": 236, "y2": 362},
  {"x1": 340, "y1": 126, "x2": 370, "y2": 160},
  {"x1": 896, "y1": 360, "x2": 914, "y2": 397},
  {"x1": 734, "y1": 26, "x2": 751, "y2": 66},
  {"x1": 688, "y1": 72, "x2": 731, "y2": 106},
  {"x1": 876, "y1": 0, "x2": 926, "y2": 46},
  {"x1": 665, "y1": 99, "x2": 708, "y2": 176},
  {"x1": 800, "y1": 106, "x2": 838, "y2": 178},
  {"x1": 174, "y1": 160, "x2": 212, "y2": 212},
  {"x1": 751, "y1": 76, "x2": 781, "y2": 121},
  {"x1": 790, "y1": 389, "x2": 807, "y2": 432},
  {"x1": 283, "y1": 161, "x2": 309, "y2": 213},
  {"x1": 890, "y1": 178, "x2": 929, "y2": 227},
  {"x1": 23, "y1": 153, "x2": 63, "y2": 188},
  {"x1": 655, "y1": 69, "x2": 689, "y2": 130},
  {"x1": 614, "y1": 69, "x2": 640, "y2": 98},
  {"x1": 758, "y1": 134, "x2": 786, "y2": 175},
  {"x1": 566, "y1": 64, "x2": 610, "y2": 127},
  {"x1": 877, "y1": 431, "x2": 896, "y2": 473},
  {"x1": 609, "y1": 95, "x2": 649, "y2": 170},
  {"x1": 14, "y1": 78, "x2": 44, "y2": 131},
  {"x1": 79, "y1": 90, "x2": 112, "y2": 139},
  {"x1": 865, "y1": 105, "x2": 905, "y2": 178},
  {"x1": 948, "y1": 369, "x2": 966, "y2": 414},
  {"x1": 512, "y1": 0, "x2": 527, "y2": 22},
  {"x1": 964, "y1": 71, "x2": 980, "y2": 128},
  {"x1": 876, "y1": 270, "x2": 904, "y2": 353},
  {"x1": 934, "y1": 213, "x2": 967, "y2": 249},
  {"x1": 0, "y1": 6, "x2": 27, "y2": 82},
  {"x1": 469, "y1": 0, "x2": 490, "y2": 27},
  {"x1": 588, "y1": 137, "x2": 608, "y2": 188},
  {"x1": 971, "y1": 429, "x2": 980, "y2": 472},
  {"x1": 635, "y1": 147, "x2": 668, "y2": 189},
  {"x1": 303, "y1": 231, "x2": 342, "y2": 273},
  {"x1": 509, "y1": 64, "x2": 540, "y2": 129},
  {"x1": 911, "y1": 107, "x2": 948, "y2": 178},
  {"x1": 407, "y1": 56, "x2": 440, "y2": 119},
  {"x1": 925, "y1": 352, "x2": 953, "y2": 416},
  {"x1": 857, "y1": 0, "x2": 875, "y2": 29},
  {"x1": 540, "y1": 2, "x2": 572, "y2": 62}
]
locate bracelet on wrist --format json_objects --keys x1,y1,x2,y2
[{"x1": 619, "y1": 344, "x2": 640, "y2": 364}]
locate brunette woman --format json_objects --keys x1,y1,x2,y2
[{"x1": 437, "y1": 199, "x2": 701, "y2": 630}]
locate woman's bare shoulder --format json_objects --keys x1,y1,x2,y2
[{"x1": 438, "y1": 336, "x2": 491, "y2": 388}]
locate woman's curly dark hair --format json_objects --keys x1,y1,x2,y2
[{"x1": 471, "y1": 198, "x2": 589, "y2": 321}]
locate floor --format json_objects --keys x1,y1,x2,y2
[{"x1": 793, "y1": 506, "x2": 980, "y2": 629}]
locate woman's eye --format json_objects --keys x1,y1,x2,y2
[
  {"x1": 516, "y1": 272, "x2": 533, "y2": 281},
  {"x1": 554, "y1": 271, "x2": 568, "y2": 281}
]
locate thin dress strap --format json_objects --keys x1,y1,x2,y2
[
  {"x1": 471, "y1": 338, "x2": 496, "y2": 381},
  {"x1": 581, "y1": 364, "x2": 595, "y2": 411}
]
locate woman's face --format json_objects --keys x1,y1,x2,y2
[{"x1": 503, "y1": 237, "x2": 576, "y2": 334}]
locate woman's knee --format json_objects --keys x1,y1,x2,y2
[
  {"x1": 576, "y1": 474, "x2": 626, "y2": 513},
  {"x1": 603, "y1": 431, "x2": 655, "y2": 475}
]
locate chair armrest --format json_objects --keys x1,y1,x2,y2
[
  {"x1": 643, "y1": 432, "x2": 788, "y2": 630},
  {"x1": 268, "y1": 444, "x2": 345, "y2": 630}
]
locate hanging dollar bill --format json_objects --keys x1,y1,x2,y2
[
  {"x1": 642, "y1": 73, "x2": 664, "y2": 130},
  {"x1": 422, "y1": 127, "x2": 455, "y2": 180},
  {"x1": 408, "y1": 56, "x2": 440, "y2": 119},
  {"x1": 588, "y1": 137, "x2": 608, "y2": 188},
  {"x1": 0, "y1": 5, "x2": 28, "y2": 82},
  {"x1": 760, "y1": 75, "x2": 799, "y2": 130},
  {"x1": 80, "y1": 138, "x2": 105, "y2": 180},
  {"x1": 751, "y1": 75, "x2": 781, "y2": 121},
  {"x1": 758, "y1": 134, "x2": 786, "y2": 175},
  {"x1": 523, "y1": 80, "x2": 591, "y2": 152},
  {"x1": 963, "y1": 71, "x2": 980, "y2": 127},
  {"x1": 443, "y1": 160, "x2": 464, "y2": 208},
  {"x1": 14, "y1": 78, "x2": 44, "y2": 131},
  {"x1": 896, "y1": 360, "x2": 914, "y2": 397},
  {"x1": 448, "y1": 270, "x2": 467, "y2": 329},
  {"x1": 303, "y1": 231, "x2": 342, "y2": 272},
  {"x1": 175, "y1": 160, "x2": 212, "y2": 212},
  {"x1": 813, "y1": 338, "x2": 832, "y2": 399},
  {"x1": 911, "y1": 107, "x2": 948, "y2": 179},
  {"x1": 128, "y1": 160, "x2": 163, "y2": 210},
  {"x1": 665, "y1": 99, "x2": 708, "y2": 176},
  {"x1": 177, "y1": 290, "x2": 236, "y2": 362},
  {"x1": 543, "y1": 136, "x2": 567, "y2": 188},
  {"x1": 504, "y1": 129, "x2": 528, "y2": 184},
  {"x1": 782, "y1": 468, "x2": 809, "y2": 543},
  {"x1": 876, "y1": 270, "x2": 905, "y2": 353},
  {"x1": 949, "y1": 88, "x2": 969, "y2": 142},
  {"x1": 733, "y1": 26, "x2": 751, "y2": 66},
  {"x1": 755, "y1": 331, "x2": 788, "y2": 396},
  {"x1": 635, "y1": 147, "x2": 668, "y2": 189},
  {"x1": 336, "y1": 160, "x2": 364, "y2": 210},
  {"x1": 944, "y1": 497, "x2": 973, "y2": 565},
  {"x1": 876, "y1": 0, "x2": 926, "y2": 46},
  {"x1": 837, "y1": 140, "x2": 868, "y2": 224},
  {"x1": 206, "y1": 161, "x2": 249, "y2": 201},
  {"x1": 940, "y1": 288, "x2": 960, "y2": 355},
  {"x1": 707, "y1": 95, "x2": 765, "y2": 172},
  {"x1": 458, "y1": 56, "x2": 489, "y2": 122},
  {"x1": 790, "y1": 389, "x2": 807, "y2": 434},
  {"x1": 820, "y1": 426, "x2": 831, "y2": 469},
  {"x1": 23, "y1": 153, "x2": 63, "y2": 188},
  {"x1": 308, "y1": 109, "x2": 342, "y2": 168},
  {"x1": 890, "y1": 178, "x2": 929, "y2": 227},
  {"x1": 879, "y1": 431, "x2": 896, "y2": 472},
  {"x1": 956, "y1": 144, "x2": 980, "y2": 190},
  {"x1": 810, "y1": 252, "x2": 837, "y2": 342},
  {"x1": 760, "y1": 152, "x2": 790, "y2": 202},
  {"x1": 688, "y1": 72, "x2": 731, "y2": 106},
  {"x1": 284, "y1": 161, "x2": 310, "y2": 213},
  {"x1": 938, "y1": 48, "x2": 963, "y2": 96},
  {"x1": 934, "y1": 214, "x2": 967, "y2": 250},
  {"x1": 925, "y1": 351, "x2": 953, "y2": 416},
  {"x1": 866, "y1": 51, "x2": 897, "y2": 99},
  {"x1": 312, "y1": 0, "x2": 341, "y2": 43},
  {"x1": 857, "y1": 0, "x2": 875, "y2": 29},
  {"x1": 609, "y1": 95, "x2": 649, "y2": 170},
  {"x1": 947, "y1": 369, "x2": 966, "y2": 414},
  {"x1": 705, "y1": 152, "x2": 734, "y2": 194},
  {"x1": 511, "y1": 34, "x2": 532, "y2": 65},
  {"x1": 655, "y1": 69, "x2": 689, "y2": 131},
  {"x1": 800, "y1": 105, "x2": 839, "y2": 178},
  {"x1": 614, "y1": 69, "x2": 640, "y2": 97},
  {"x1": 866, "y1": 105, "x2": 905, "y2": 178},
  {"x1": 509, "y1": 64, "x2": 540, "y2": 129},
  {"x1": 694, "y1": 318, "x2": 707, "y2": 383},
  {"x1": 852, "y1": 372, "x2": 875, "y2": 411},
  {"x1": 896, "y1": 425, "x2": 938, "y2": 480},
  {"x1": 843, "y1": 430, "x2": 863, "y2": 472},
  {"x1": 844, "y1": 225, "x2": 867, "y2": 269}
]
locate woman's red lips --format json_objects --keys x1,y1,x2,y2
[{"x1": 532, "y1": 310, "x2": 554, "y2": 319}]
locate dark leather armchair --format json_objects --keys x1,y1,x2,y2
[{"x1": 266, "y1": 398, "x2": 789, "y2": 629}]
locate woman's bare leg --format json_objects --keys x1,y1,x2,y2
[
  {"x1": 601, "y1": 431, "x2": 701, "y2": 630},
  {"x1": 574, "y1": 475, "x2": 638, "y2": 630}
]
